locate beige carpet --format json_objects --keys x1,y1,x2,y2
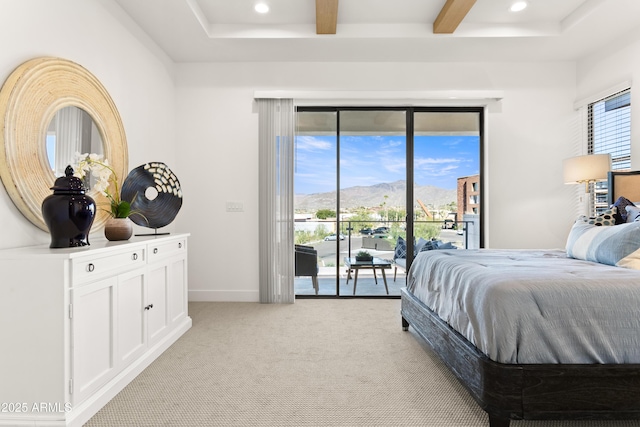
[{"x1": 85, "y1": 300, "x2": 640, "y2": 427}]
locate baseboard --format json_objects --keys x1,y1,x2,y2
[
  {"x1": 188, "y1": 289, "x2": 260, "y2": 302},
  {"x1": 0, "y1": 414, "x2": 66, "y2": 427}
]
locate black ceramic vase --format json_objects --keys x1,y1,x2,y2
[{"x1": 42, "y1": 165, "x2": 96, "y2": 248}]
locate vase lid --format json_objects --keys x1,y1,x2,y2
[{"x1": 50, "y1": 165, "x2": 86, "y2": 193}]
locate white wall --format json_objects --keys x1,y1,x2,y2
[
  {"x1": 0, "y1": 0, "x2": 178, "y2": 249},
  {"x1": 175, "y1": 61, "x2": 577, "y2": 302}
]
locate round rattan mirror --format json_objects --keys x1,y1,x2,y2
[{"x1": 0, "y1": 57, "x2": 128, "y2": 231}]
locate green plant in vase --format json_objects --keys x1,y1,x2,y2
[{"x1": 355, "y1": 250, "x2": 373, "y2": 262}]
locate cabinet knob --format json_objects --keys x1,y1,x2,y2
[
  {"x1": 132, "y1": 253, "x2": 138, "y2": 261},
  {"x1": 153, "y1": 248, "x2": 158, "y2": 254},
  {"x1": 178, "y1": 242, "x2": 182, "y2": 249},
  {"x1": 87, "y1": 263, "x2": 95, "y2": 272}
]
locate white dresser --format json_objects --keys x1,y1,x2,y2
[{"x1": 0, "y1": 233, "x2": 192, "y2": 426}]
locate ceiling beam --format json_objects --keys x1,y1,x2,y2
[
  {"x1": 316, "y1": 0, "x2": 338, "y2": 35},
  {"x1": 433, "y1": 0, "x2": 476, "y2": 34}
]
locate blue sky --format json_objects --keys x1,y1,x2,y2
[{"x1": 294, "y1": 135, "x2": 479, "y2": 194}]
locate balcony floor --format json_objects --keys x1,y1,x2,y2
[{"x1": 295, "y1": 265, "x2": 406, "y2": 297}]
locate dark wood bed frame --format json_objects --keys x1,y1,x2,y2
[
  {"x1": 400, "y1": 170, "x2": 640, "y2": 426},
  {"x1": 400, "y1": 288, "x2": 640, "y2": 426}
]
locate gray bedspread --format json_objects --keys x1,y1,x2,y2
[{"x1": 406, "y1": 249, "x2": 640, "y2": 364}]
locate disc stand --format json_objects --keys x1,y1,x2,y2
[{"x1": 135, "y1": 228, "x2": 170, "y2": 237}]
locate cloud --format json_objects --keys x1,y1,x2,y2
[
  {"x1": 386, "y1": 140, "x2": 404, "y2": 148},
  {"x1": 443, "y1": 138, "x2": 463, "y2": 147},
  {"x1": 414, "y1": 157, "x2": 461, "y2": 167},
  {"x1": 296, "y1": 136, "x2": 333, "y2": 152},
  {"x1": 413, "y1": 157, "x2": 462, "y2": 181},
  {"x1": 382, "y1": 158, "x2": 406, "y2": 174}
]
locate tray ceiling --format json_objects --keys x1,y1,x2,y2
[{"x1": 111, "y1": 0, "x2": 640, "y2": 62}]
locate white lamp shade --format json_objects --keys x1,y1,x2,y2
[{"x1": 563, "y1": 154, "x2": 611, "y2": 184}]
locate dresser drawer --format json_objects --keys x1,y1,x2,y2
[
  {"x1": 72, "y1": 246, "x2": 146, "y2": 284},
  {"x1": 147, "y1": 238, "x2": 186, "y2": 262}
]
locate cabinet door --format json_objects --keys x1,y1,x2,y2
[
  {"x1": 71, "y1": 277, "x2": 117, "y2": 405},
  {"x1": 169, "y1": 256, "x2": 187, "y2": 324},
  {"x1": 117, "y1": 269, "x2": 146, "y2": 369},
  {"x1": 146, "y1": 264, "x2": 169, "y2": 348}
]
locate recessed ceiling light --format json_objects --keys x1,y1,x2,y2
[
  {"x1": 510, "y1": 1, "x2": 527, "y2": 12},
  {"x1": 255, "y1": 3, "x2": 269, "y2": 13}
]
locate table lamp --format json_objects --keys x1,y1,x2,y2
[{"x1": 563, "y1": 154, "x2": 611, "y2": 192}]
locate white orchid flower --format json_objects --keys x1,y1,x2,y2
[{"x1": 70, "y1": 152, "x2": 127, "y2": 217}]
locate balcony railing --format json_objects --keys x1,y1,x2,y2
[{"x1": 294, "y1": 219, "x2": 477, "y2": 297}]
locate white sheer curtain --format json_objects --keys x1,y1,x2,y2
[
  {"x1": 258, "y1": 99, "x2": 295, "y2": 303},
  {"x1": 53, "y1": 106, "x2": 83, "y2": 176}
]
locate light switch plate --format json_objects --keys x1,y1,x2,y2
[{"x1": 226, "y1": 201, "x2": 244, "y2": 212}]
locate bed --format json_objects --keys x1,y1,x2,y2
[{"x1": 400, "y1": 171, "x2": 640, "y2": 427}]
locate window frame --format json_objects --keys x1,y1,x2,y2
[{"x1": 587, "y1": 88, "x2": 631, "y2": 214}]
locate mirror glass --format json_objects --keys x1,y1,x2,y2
[{"x1": 46, "y1": 106, "x2": 104, "y2": 177}]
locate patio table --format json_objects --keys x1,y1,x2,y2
[{"x1": 344, "y1": 257, "x2": 392, "y2": 295}]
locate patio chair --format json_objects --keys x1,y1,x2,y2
[{"x1": 295, "y1": 244, "x2": 319, "y2": 295}]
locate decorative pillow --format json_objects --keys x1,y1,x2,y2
[
  {"x1": 626, "y1": 205, "x2": 640, "y2": 223},
  {"x1": 420, "y1": 240, "x2": 438, "y2": 252},
  {"x1": 576, "y1": 207, "x2": 617, "y2": 226},
  {"x1": 566, "y1": 221, "x2": 640, "y2": 268},
  {"x1": 393, "y1": 236, "x2": 407, "y2": 260},
  {"x1": 415, "y1": 237, "x2": 428, "y2": 254},
  {"x1": 612, "y1": 197, "x2": 636, "y2": 224},
  {"x1": 417, "y1": 239, "x2": 457, "y2": 252},
  {"x1": 436, "y1": 241, "x2": 457, "y2": 250}
]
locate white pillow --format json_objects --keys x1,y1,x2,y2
[
  {"x1": 626, "y1": 205, "x2": 640, "y2": 223},
  {"x1": 415, "y1": 237, "x2": 428, "y2": 253},
  {"x1": 566, "y1": 221, "x2": 640, "y2": 269}
]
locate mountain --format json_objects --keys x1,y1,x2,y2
[{"x1": 294, "y1": 180, "x2": 456, "y2": 210}]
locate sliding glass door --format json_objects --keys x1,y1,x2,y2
[
  {"x1": 408, "y1": 110, "x2": 482, "y2": 267},
  {"x1": 294, "y1": 107, "x2": 483, "y2": 297},
  {"x1": 338, "y1": 110, "x2": 407, "y2": 296},
  {"x1": 293, "y1": 110, "x2": 339, "y2": 296}
]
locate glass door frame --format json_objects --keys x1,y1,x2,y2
[
  {"x1": 405, "y1": 106, "x2": 485, "y2": 272},
  {"x1": 295, "y1": 105, "x2": 485, "y2": 297}
]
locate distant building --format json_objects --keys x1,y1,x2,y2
[
  {"x1": 294, "y1": 213, "x2": 313, "y2": 222},
  {"x1": 457, "y1": 175, "x2": 480, "y2": 221}
]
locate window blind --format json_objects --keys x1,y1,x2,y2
[
  {"x1": 587, "y1": 89, "x2": 631, "y2": 214},
  {"x1": 588, "y1": 89, "x2": 631, "y2": 170}
]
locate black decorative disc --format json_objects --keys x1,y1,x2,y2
[{"x1": 120, "y1": 162, "x2": 183, "y2": 229}]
